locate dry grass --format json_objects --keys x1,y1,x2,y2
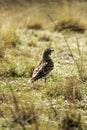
[
  {"x1": 59, "y1": 109, "x2": 84, "y2": 130},
  {"x1": 0, "y1": 1, "x2": 87, "y2": 130},
  {"x1": 63, "y1": 76, "x2": 82, "y2": 101},
  {"x1": 27, "y1": 23, "x2": 43, "y2": 30},
  {"x1": 54, "y1": 19, "x2": 86, "y2": 33}
]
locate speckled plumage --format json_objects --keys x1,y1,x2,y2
[{"x1": 30, "y1": 48, "x2": 54, "y2": 83}]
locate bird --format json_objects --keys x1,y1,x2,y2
[{"x1": 29, "y1": 48, "x2": 54, "y2": 83}]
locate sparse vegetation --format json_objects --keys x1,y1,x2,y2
[
  {"x1": 63, "y1": 76, "x2": 82, "y2": 101},
  {"x1": 0, "y1": 0, "x2": 87, "y2": 130},
  {"x1": 59, "y1": 109, "x2": 84, "y2": 130},
  {"x1": 54, "y1": 19, "x2": 86, "y2": 33},
  {"x1": 27, "y1": 23, "x2": 43, "y2": 30}
]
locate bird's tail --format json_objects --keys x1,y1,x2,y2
[{"x1": 27, "y1": 78, "x2": 35, "y2": 83}]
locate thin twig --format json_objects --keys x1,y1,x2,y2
[
  {"x1": 48, "y1": 14, "x2": 84, "y2": 80},
  {"x1": 76, "y1": 37, "x2": 83, "y2": 80}
]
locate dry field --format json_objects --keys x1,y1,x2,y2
[{"x1": 0, "y1": 0, "x2": 87, "y2": 130}]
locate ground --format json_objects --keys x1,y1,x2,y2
[{"x1": 0, "y1": 1, "x2": 87, "y2": 130}]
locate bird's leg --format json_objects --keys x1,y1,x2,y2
[
  {"x1": 44, "y1": 77, "x2": 47, "y2": 84},
  {"x1": 44, "y1": 77, "x2": 47, "y2": 87}
]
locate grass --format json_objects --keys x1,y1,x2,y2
[
  {"x1": 54, "y1": 19, "x2": 86, "y2": 33},
  {"x1": 0, "y1": 0, "x2": 87, "y2": 130},
  {"x1": 26, "y1": 23, "x2": 43, "y2": 30},
  {"x1": 59, "y1": 109, "x2": 84, "y2": 130}
]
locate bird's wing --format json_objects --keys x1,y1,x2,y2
[{"x1": 32, "y1": 59, "x2": 47, "y2": 78}]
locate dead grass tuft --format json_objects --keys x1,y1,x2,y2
[
  {"x1": 64, "y1": 76, "x2": 82, "y2": 101},
  {"x1": 0, "y1": 44, "x2": 5, "y2": 59},
  {"x1": 60, "y1": 110, "x2": 83, "y2": 130},
  {"x1": 27, "y1": 23, "x2": 43, "y2": 30},
  {"x1": 39, "y1": 34, "x2": 52, "y2": 42},
  {"x1": 27, "y1": 39, "x2": 37, "y2": 47},
  {"x1": 54, "y1": 19, "x2": 86, "y2": 33}
]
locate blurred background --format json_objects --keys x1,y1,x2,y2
[{"x1": 0, "y1": 0, "x2": 87, "y2": 30}]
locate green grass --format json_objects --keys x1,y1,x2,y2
[
  {"x1": 0, "y1": 27, "x2": 87, "y2": 130},
  {"x1": 0, "y1": 1, "x2": 87, "y2": 130}
]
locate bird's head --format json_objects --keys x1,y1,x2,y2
[{"x1": 43, "y1": 48, "x2": 54, "y2": 57}]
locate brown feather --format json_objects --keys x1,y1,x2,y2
[{"x1": 30, "y1": 48, "x2": 54, "y2": 83}]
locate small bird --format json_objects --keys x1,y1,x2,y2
[{"x1": 30, "y1": 48, "x2": 54, "y2": 83}]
